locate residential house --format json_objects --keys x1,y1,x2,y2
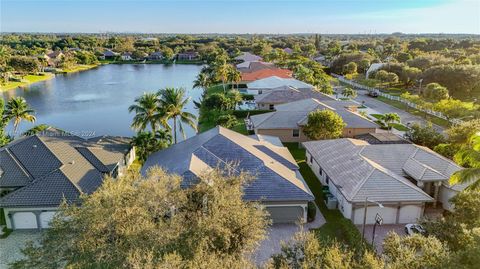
[
  {"x1": 236, "y1": 61, "x2": 276, "y2": 72},
  {"x1": 234, "y1": 52, "x2": 263, "y2": 62},
  {"x1": 303, "y1": 139, "x2": 463, "y2": 224},
  {"x1": 241, "y1": 68, "x2": 293, "y2": 83},
  {"x1": 249, "y1": 98, "x2": 378, "y2": 142},
  {"x1": 283, "y1": 48, "x2": 293, "y2": 54},
  {"x1": 147, "y1": 51, "x2": 163, "y2": 60},
  {"x1": 176, "y1": 51, "x2": 199, "y2": 61},
  {"x1": 245, "y1": 76, "x2": 314, "y2": 95},
  {"x1": 254, "y1": 87, "x2": 334, "y2": 110},
  {"x1": 0, "y1": 128, "x2": 134, "y2": 230},
  {"x1": 366, "y1": 63, "x2": 385, "y2": 78},
  {"x1": 141, "y1": 126, "x2": 314, "y2": 223},
  {"x1": 45, "y1": 51, "x2": 64, "y2": 67},
  {"x1": 121, "y1": 52, "x2": 133, "y2": 61},
  {"x1": 101, "y1": 49, "x2": 119, "y2": 60}
]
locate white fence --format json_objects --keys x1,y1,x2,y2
[{"x1": 331, "y1": 74, "x2": 462, "y2": 125}]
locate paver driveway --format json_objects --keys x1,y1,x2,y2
[{"x1": 0, "y1": 231, "x2": 42, "y2": 269}]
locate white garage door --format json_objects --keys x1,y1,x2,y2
[
  {"x1": 40, "y1": 211, "x2": 57, "y2": 228},
  {"x1": 353, "y1": 206, "x2": 397, "y2": 225},
  {"x1": 267, "y1": 206, "x2": 304, "y2": 223},
  {"x1": 398, "y1": 205, "x2": 422, "y2": 224},
  {"x1": 13, "y1": 212, "x2": 38, "y2": 229}
]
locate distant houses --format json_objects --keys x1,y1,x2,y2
[
  {"x1": 121, "y1": 52, "x2": 133, "y2": 61},
  {"x1": 245, "y1": 76, "x2": 314, "y2": 95},
  {"x1": 176, "y1": 51, "x2": 199, "y2": 61},
  {"x1": 100, "y1": 49, "x2": 119, "y2": 60},
  {"x1": 234, "y1": 52, "x2": 263, "y2": 62},
  {"x1": 147, "y1": 51, "x2": 163, "y2": 61},
  {"x1": 45, "y1": 51, "x2": 64, "y2": 67}
]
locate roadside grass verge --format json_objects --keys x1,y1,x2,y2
[
  {"x1": 284, "y1": 143, "x2": 369, "y2": 251},
  {"x1": 370, "y1": 114, "x2": 409, "y2": 131}
]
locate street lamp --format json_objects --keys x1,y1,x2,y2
[{"x1": 361, "y1": 197, "x2": 384, "y2": 238}]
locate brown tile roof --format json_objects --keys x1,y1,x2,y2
[{"x1": 241, "y1": 68, "x2": 292, "y2": 82}]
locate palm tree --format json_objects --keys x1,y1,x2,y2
[
  {"x1": 3, "y1": 97, "x2": 36, "y2": 135},
  {"x1": 381, "y1": 113, "x2": 401, "y2": 131},
  {"x1": 228, "y1": 67, "x2": 242, "y2": 90},
  {"x1": 128, "y1": 93, "x2": 166, "y2": 133},
  {"x1": 450, "y1": 133, "x2": 480, "y2": 190},
  {"x1": 157, "y1": 87, "x2": 197, "y2": 144},
  {"x1": 131, "y1": 130, "x2": 172, "y2": 162},
  {"x1": 214, "y1": 62, "x2": 229, "y2": 93},
  {"x1": 341, "y1": 87, "x2": 357, "y2": 99},
  {"x1": 193, "y1": 71, "x2": 211, "y2": 92}
]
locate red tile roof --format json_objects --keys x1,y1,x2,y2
[{"x1": 241, "y1": 68, "x2": 293, "y2": 82}]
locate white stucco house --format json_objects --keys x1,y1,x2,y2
[{"x1": 303, "y1": 138, "x2": 463, "y2": 225}]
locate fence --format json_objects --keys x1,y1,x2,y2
[{"x1": 331, "y1": 74, "x2": 462, "y2": 125}]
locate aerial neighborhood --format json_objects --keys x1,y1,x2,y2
[{"x1": 0, "y1": 30, "x2": 479, "y2": 268}]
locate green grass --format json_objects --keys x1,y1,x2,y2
[
  {"x1": 61, "y1": 64, "x2": 99, "y2": 73},
  {"x1": 389, "y1": 123, "x2": 409, "y2": 131},
  {"x1": 0, "y1": 73, "x2": 55, "y2": 91},
  {"x1": 377, "y1": 96, "x2": 450, "y2": 128},
  {"x1": 284, "y1": 143, "x2": 369, "y2": 250},
  {"x1": 370, "y1": 114, "x2": 383, "y2": 120}
]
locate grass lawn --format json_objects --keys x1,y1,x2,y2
[
  {"x1": 0, "y1": 73, "x2": 55, "y2": 91},
  {"x1": 61, "y1": 64, "x2": 99, "y2": 73},
  {"x1": 284, "y1": 143, "x2": 369, "y2": 250},
  {"x1": 371, "y1": 114, "x2": 409, "y2": 131},
  {"x1": 377, "y1": 96, "x2": 450, "y2": 128}
]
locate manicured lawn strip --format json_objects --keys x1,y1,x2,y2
[
  {"x1": 61, "y1": 64, "x2": 99, "y2": 73},
  {"x1": 284, "y1": 142, "x2": 369, "y2": 251},
  {"x1": 0, "y1": 73, "x2": 55, "y2": 91},
  {"x1": 376, "y1": 96, "x2": 450, "y2": 128},
  {"x1": 389, "y1": 123, "x2": 409, "y2": 131},
  {"x1": 370, "y1": 114, "x2": 383, "y2": 120}
]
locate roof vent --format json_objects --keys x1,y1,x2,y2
[
  {"x1": 32, "y1": 145, "x2": 37, "y2": 148},
  {"x1": 69, "y1": 160, "x2": 75, "y2": 165},
  {"x1": 0, "y1": 167, "x2": 3, "y2": 178}
]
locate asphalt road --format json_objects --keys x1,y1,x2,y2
[{"x1": 353, "y1": 90, "x2": 445, "y2": 132}]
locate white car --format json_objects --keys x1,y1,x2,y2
[{"x1": 404, "y1": 224, "x2": 425, "y2": 235}]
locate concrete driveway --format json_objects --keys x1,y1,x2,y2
[
  {"x1": 0, "y1": 231, "x2": 42, "y2": 269},
  {"x1": 252, "y1": 207, "x2": 326, "y2": 265},
  {"x1": 357, "y1": 224, "x2": 405, "y2": 253}
]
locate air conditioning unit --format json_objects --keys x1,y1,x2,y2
[{"x1": 325, "y1": 194, "x2": 338, "y2": 210}]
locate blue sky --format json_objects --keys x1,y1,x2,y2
[{"x1": 1, "y1": 0, "x2": 479, "y2": 34}]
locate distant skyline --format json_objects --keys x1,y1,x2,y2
[{"x1": 1, "y1": 0, "x2": 479, "y2": 34}]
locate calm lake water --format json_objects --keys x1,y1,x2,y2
[{"x1": 2, "y1": 64, "x2": 203, "y2": 140}]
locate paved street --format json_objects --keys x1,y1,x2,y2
[
  {"x1": 354, "y1": 90, "x2": 445, "y2": 132},
  {"x1": 0, "y1": 231, "x2": 42, "y2": 269}
]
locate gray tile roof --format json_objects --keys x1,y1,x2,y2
[
  {"x1": 0, "y1": 150, "x2": 31, "y2": 188},
  {"x1": 142, "y1": 126, "x2": 313, "y2": 202},
  {"x1": 303, "y1": 139, "x2": 463, "y2": 203},
  {"x1": 0, "y1": 128, "x2": 131, "y2": 207},
  {"x1": 251, "y1": 98, "x2": 378, "y2": 130},
  {"x1": 255, "y1": 88, "x2": 334, "y2": 105}
]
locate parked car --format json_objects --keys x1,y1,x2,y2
[
  {"x1": 405, "y1": 224, "x2": 425, "y2": 235},
  {"x1": 367, "y1": 90, "x2": 379, "y2": 97}
]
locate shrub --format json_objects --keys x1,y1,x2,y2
[
  {"x1": 241, "y1": 94, "x2": 254, "y2": 101},
  {"x1": 215, "y1": 114, "x2": 238, "y2": 128},
  {"x1": 231, "y1": 110, "x2": 271, "y2": 118}
]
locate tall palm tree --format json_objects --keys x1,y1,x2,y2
[
  {"x1": 3, "y1": 97, "x2": 36, "y2": 135},
  {"x1": 214, "y1": 62, "x2": 229, "y2": 93},
  {"x1": 128, "y1": 92, "x2": 166, "y2": 133},
  {"x1": 157, "y1": 87, "x2": 197, "y2": 144},
  {"x1": 451, "y1": 133, "x2": 480, "y2": 190}
]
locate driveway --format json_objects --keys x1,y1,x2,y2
[
  {"x1": 353, "y1": 90, "x2": 445, "y2": 132},
  {"x1": 252, "y1": 207, "x2": 326, "y2": 265},
  {"x1": 0, "y1": 231, "x2": 42, "y2": 269},
  {"x1": 357, "y1": 224, "x2": 405, "y2": 254}
]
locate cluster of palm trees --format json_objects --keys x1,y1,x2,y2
[
  {"x1": 129, "y1": 87, "x2": 196, "y2": 150},
  {"x1": 193, "y1": 53, "x2": 241, "y2": 93},
  {"x1": 451, "y1": 132, "x2": 480, "y2": 190},
  {"x1": 0, "y1": 96, "x2": 36, "y2": 142}
]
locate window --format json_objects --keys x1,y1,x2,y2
[
  {"x1": 326, "y1": 175, "x2": 329, "y2": 185},
  {"x1": 269, "y1": 104, "x2": 274, "y2": 110},
  {"x1": 292, "y1": 129, "x2": 300, "y2": 137},
  {"x1": 319, "y1": 167, "x2": 323, "y2": 176}
]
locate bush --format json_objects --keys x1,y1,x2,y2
[
  {"x1": 307, "y1": 201, "x2": 317, "y2": 222},
  {"x1": 241, "y1": 94, "x2": 254, "y2": 101},
  {"x1": 231, "y1": 110, "x2": 271, "y2": 118},
  {"x1": 215, "y1": 114, "x2": 238, "y2": 128}
]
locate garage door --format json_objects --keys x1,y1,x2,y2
[
  {"x1": 12, "y1": 212, "x2": 38, "y2": 229},
  {"x1": 267, "y1": 206, "x2": 304, "y2": 224},
  {"x1": 398, "y1": 205, "x2": 422, "y2": 224},
  {"x1": 353, "y1": 206, "x2": 397, "y2": 225},
  {"x1": 40, "y1": 211, "x2": 56, "y2": 228}
]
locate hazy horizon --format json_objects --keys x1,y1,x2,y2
[{"x1": 2, "y1": 0, "x2": 479, "y2": 34}]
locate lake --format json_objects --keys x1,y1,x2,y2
[{"x1": 1, "y1": 64, "x2": 204, "y2": 140}]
